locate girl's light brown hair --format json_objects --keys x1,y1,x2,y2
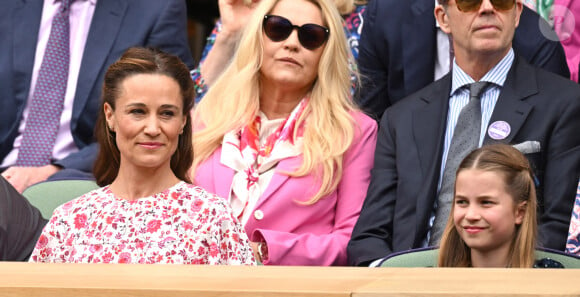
[{"x1": 438, "y1": 143, "x2": 537, "y2": 268}]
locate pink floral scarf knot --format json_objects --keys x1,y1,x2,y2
[{"x1": 221, "y1": 97, "x2": 309, "y2": 221}]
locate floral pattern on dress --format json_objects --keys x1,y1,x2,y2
[
  {"x1": 191, "y1": 5, "x2": 366, "y2": 102},
  {"x1": 30, "y1": 182, "x2": 256, "y2": 265},
  {"x1": 565, "y1": 181, "x2": 580, "y2": 255}
]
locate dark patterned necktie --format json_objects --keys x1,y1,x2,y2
[
  {"x1": 430, "y1": 81, "x2": 490, "y2": 246},
  {"x1": 16, "y1": 0, "x2": 74, "y2": 166}
]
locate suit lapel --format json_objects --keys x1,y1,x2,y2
[
  {"x1": 402, "y1": 0, "x2": 437, "y2": 96},
  {"x1": 412, "y1": 75, "x2": 452, "y2": 242},
  {"x1": 72, "y1": 0, "x2": 127, "y2": 125},
  {"x1": 484, "y1": 57, "x2": 536, "y2": 144},
  {"x1": 253, "y1": 156, "x2": 302, "y2": 210},
  {"x1": 12, "y1": 0, "x2": 43, "y2": 108},
  {"x1": 211, "y1": 148, "x2": 235, "y2": 199},
  {"x1": 413, "y1": 75, "x2": 451, "y2": 179}
]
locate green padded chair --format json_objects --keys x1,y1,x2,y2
[
  {"x1": 379, "y1": 247, "x2": 439, "y2": 267},
  {"x1": 380, "y1": 247, "x2": 580, "y2": 268},
  {"x1": 22, "y1": 180, "x2": 99, "y2": 219},
  {"x1": 534, "y1": 249, "x2": 580, "y2": 268}
]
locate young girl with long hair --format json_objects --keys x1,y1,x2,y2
[{"x1": 438, "y1": 144, "x2": 537, "y2": 268}]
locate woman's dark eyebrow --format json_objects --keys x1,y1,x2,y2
[{"x1": 159, "y1": 104, "x2": 180, "y2": 110}]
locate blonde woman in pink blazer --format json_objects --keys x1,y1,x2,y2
[{"x1": 191, "y1": 0, "x2": 377, "y2": 265}]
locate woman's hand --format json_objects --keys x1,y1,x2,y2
[
  {"x1": 250, "y1": 241, "x2": 261, "y2": 262},
  {"x1": 219, "y1": 0, "x2": 261, "y2": 36},
  {"x1": 200, "y1": 0, "x2": 261, "y2": 88}
]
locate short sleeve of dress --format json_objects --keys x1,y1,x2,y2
[
  {"x1": 28, "y1": 189, "x2": 101, "y2": 263},
  {"x1": 184, "y1": 186, "x2": 256, "y2": 265},
  {"x1": 28, "y1": 207, "x2": 67, "y2": 263}
]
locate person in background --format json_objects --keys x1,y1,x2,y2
[
  {"x1": 30, "y1": 48, "x2": 254, "y2": 265},
  {"x1": 0, "y1": 0, "x2": 194, "y2": 193},
  {"x1": 553, "y1": 0, "x2": 580, "y2": 82},
  {"x1": 192, "y1": 0, "x2": 377, "y2": 265},
  {"x1": 516, "y1": 0, "x2": 579, "y2": 82},
  {"x1": 438, "y1": 144, "x2": 539, "y2": 267},
  {"x1": 0, "y1": 176, "x2": 46, "y2": 261},
  {"x1": 191, "y1": 0, "x2": 367, "y2": 101},
  {"x1": 355, "y1": 0, "x2": 569, "y2": 119},
  {"x1": 348, "y1": 0, "x2": 580, "y2": 266}
]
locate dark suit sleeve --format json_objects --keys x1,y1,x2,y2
[
  {"x1": 53, "y1": 143, "x2": 97, "y2": 173},
  {"x1": 538, "y1": 83, "x2": 580, "y2": 249},
  {"x1": 347, "y1": 111, "x2": 399, "y2": 266},
  {"x1": 0, "y1": 176, "x2": 47, "y2": 261},
  {"x1": 354, "y1": 0, "x2": 389, "y2": 121},
  {"x1": 514, "y1": 6, "x2": 570, "y2": 78},
  {"x1": 146, "y1": 0, "x2": 195, "y2": 69}
]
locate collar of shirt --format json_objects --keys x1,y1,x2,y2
[{"x1": 450, "y1": 48, "x2": 515, "y2": 94}]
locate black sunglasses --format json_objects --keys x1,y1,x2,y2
[
  {"x1": 455, "y1": 0, "x2": 516, "y2": 12},
  {"x1": 262, "y1": 15, "x2": 330, "y2": 50}
]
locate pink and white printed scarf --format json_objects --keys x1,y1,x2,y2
[{"x1": 221, "y1": 97, "x2": 309, "y2": 222}]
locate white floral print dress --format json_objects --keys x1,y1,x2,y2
[{"x1": 30, "y1": 182, "x2": 255, "y2": 265}]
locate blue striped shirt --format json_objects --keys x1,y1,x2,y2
[
  {"x1": 425, "y1": 49, "x2": 515, "y2": 247},
  {"x1": 438, "y1": 49, "x2": 514, "y2": 184}
]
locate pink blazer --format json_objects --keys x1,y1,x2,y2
[
  {"x1": 554, "y1": 0, "x2": 580, "y2": 82},
  {"x1": 194, "y1": 111, "x2": 377, "y2": 265}
]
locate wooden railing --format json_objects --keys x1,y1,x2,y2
[{"x1": 0, "y1": 263, "x2": 578, "y2": 296}]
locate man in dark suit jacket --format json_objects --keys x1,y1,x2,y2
[
  {"x1": 348, "y1": 0, "x2": 580, "y2": 266},
  {"x1": 356, "y1": 0, "x2": 570, "y2": 120},
  {"x1": 0, "y1": 0, "x2": 194, "y2": 192},
  {"x1": 0, "y1": 175, "x2": 46, "y2": 261}
]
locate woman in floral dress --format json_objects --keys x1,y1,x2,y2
[{"x1": 29, "y1": 48, "x2": 255, "y2": 265}]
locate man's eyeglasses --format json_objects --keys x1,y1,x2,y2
[
  {"x1": 455, "y1": 0, "x2": 516, "y2": 12},
  {"x1": 262, "y1": 15, "x2": 330, "y2": 50}
]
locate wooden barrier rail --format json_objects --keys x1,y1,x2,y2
[{"x1": 0, "y1": 263, "x2": 578, "y2": 297}]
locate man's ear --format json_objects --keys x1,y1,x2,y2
[
  {"x1": 435, "y1": 5, "x2": 451, "y2": 34},
  {"x1": 514, "y1": 1, "x2": 523, "y2": 28},
  {"x1": 515, "y1": 201, "x2": 527, "y2": 225}
]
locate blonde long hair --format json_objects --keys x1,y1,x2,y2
[
  {"x1": 192, "y1": 0, "x2": 358, "y2": 204},
  {"x1": 438, "y1": 144, "x2": 538, "y2": 268}
]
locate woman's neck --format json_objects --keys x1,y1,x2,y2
[
  {"x1": 110, "y1": 165, "x2": 181, "y2": 201},
  {"x1": 470, "y1": 244, "x2": 512, "y2": 268},
  {"x1": 259, "y1": 83, "x2": 309, "y2": 120}
]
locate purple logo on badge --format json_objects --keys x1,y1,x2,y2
[{"x1": 488, "y1": 121, "x2": 511, "y2": 140}]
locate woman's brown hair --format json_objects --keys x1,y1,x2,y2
[{"x1": 93, "y1": 47, "x2": 194, "y2": 186}]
